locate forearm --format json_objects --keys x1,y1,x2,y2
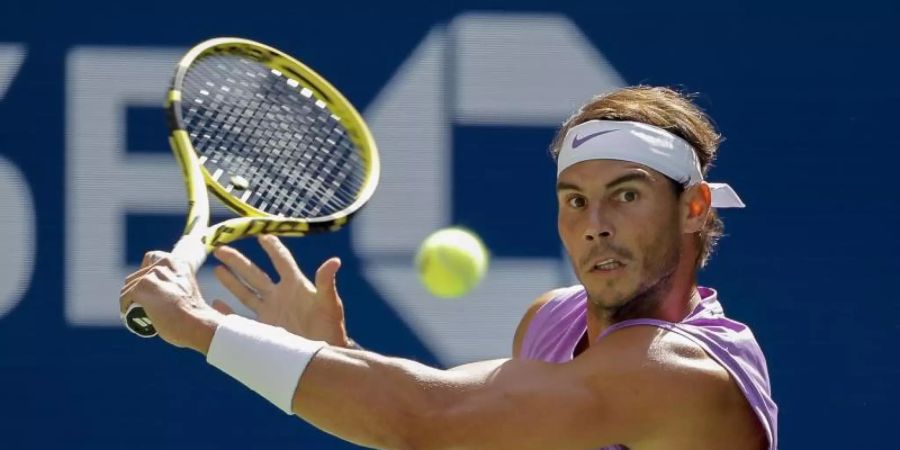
[
  {"x1": 293, "y1": 347, "x2": 476, "y2": 449},
  {"x1": 199, "y1": 315, "x2": 590, "y2": 450},
  {"x1": 197, "y1": 314, "x2": 493, "y2": 449},
  {"x1": 293, "y1": 349, "x2": 580, "y2": 450}
]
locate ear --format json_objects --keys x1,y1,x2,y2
[{"x1": 681, "y1": 182, "x2": 711, "y2": 234}]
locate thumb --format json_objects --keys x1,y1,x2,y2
[
  {"x1": 315, "y1": 257, "x2": 343, "y2": 304},
  {"x1": 211, "y1": 299, "x2": 235, "y2": 315}
]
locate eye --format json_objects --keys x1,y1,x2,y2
[
  {"x1": 566, "y1": 195, "x2": 586, "y2": 209},
  {"x1": 615, "y1": 190, "x2": 638, "y2": 203}
]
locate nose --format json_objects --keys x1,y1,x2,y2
[{"x1": 583, "y1": 206, "x2": 613, "y2": 241}]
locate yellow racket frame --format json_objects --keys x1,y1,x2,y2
[{"x1": 167, "y1": 37, "x2": 380, "y2": 251}]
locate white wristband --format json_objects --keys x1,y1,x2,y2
[{"x1": 206, "y1": 314, "x2": 327, "y2": 414}]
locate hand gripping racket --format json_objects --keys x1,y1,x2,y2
[{"x1": 123, "y1": 37, "x2": 380, "y2": 338}]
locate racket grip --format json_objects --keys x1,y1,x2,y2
[
  {"x1": 171, "y1": 236, "x2": 209, "y2": 272},
  {"x1": 123, "y1": 238, "x2": 209, "y2": 338}
]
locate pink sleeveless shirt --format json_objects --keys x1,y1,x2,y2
[{"x1": 520, "y1": 285, "x2": 778, "y2": 449}]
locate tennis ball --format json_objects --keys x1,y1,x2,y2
[{"x1": 415, "y1": 227, "x2": 489, "y2": 298}]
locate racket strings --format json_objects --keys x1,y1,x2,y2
[{"x1": 180, "y1": 53, "x2": 368, "y2": 219}]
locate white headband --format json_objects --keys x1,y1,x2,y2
[{"x1": 557, "y1": 120, "x2": 745, "y2": 208}]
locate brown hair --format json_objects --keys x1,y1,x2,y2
[{"x1": 550, "y1": 86, "x2": 725, "y2": 268}]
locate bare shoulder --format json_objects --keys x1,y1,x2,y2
[
  {"x1": 589, "y1": 325, "x2": 735, "y2": 400},
  {"x1": 511, "y1": 288, "x2": 569, "y2": 357},
  {"x1": 579, "y1": 325, "x2": 766, "y2": 446}
]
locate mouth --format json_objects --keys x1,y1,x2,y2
[{"x1": 588, "y1": 257, "x2": 626, "y2": 273}]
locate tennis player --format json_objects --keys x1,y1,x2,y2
[{"x1": 120, "y1": 86, "x2": 777, "y2": 449}]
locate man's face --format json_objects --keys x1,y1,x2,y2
[{"x1": 557, "y1": 160, "x2": 683, "y2": 311}]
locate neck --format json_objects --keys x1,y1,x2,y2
[{"x1": 585, "y1": 256, "x2": 702, "y2": 343}]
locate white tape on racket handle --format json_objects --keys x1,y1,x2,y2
[{"x1": 171, "y1": 236, "x2": 209, "y2": 273}]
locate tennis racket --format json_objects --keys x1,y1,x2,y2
[{"x1": 122, "y1": 37, "x2": 380, "y2": 338}]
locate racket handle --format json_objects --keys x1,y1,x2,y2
[
  {"x1": 123, "y1": 237, "x2": 209, "y2": 338},
  {"x1": 171, "y1": 236, "x2": 209, "y2": 272},
  {"x1": 123, "y1": 304, "x2": 157, "y2": 338}
]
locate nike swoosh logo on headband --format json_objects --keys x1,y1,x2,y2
[{"x1": 572, "y1": 129, "x2": 618, "y2": 149}]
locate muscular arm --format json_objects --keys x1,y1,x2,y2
[
  {"x1": 181, "y1": 289, "x2": 729, "y2": 449},
  {"x1": 286, "y1": 325, "x2": 724, "y2": 450},
  {"x1": 294, "y1": 285, "x2": 539, "y2": 450},
  {"x1": 125, "y1": 254, "x2": 757, "y2": 449}
]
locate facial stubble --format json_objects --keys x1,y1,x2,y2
[{"x1": 584, "y1": 212, "x2": 682, "y2": 323}]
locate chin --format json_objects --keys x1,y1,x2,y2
[{"x1": 583, "y1": 282, "x2": 636, "y2": 310}]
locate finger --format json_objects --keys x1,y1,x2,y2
[
  {"x1": 120, "y1": 275, "x2": 145, "y2": 301},
  {"x1": 119, "y1": 284, "x2": 134, "y2": 315},
  {"x1": 119, "y1": 270, "x2": 158, "y2": 314},
  {"x1": 213, "y1": 265, "x2": 262, "y2": 311},
  {"x1": 151, "y1": 264, "x2": 176, "y2": 282},
  {"x1": 141, "y1": 250, "x2": 176, "y2": 270},
  {"x1": 211, "y1": 299, "x2": 235, "y2": 315},
  {"x1": 121, "y1": 268, "x2": 173, "y2": 315},
  {"x1": 124, "y1": 252, "x2": 173, "y2": 288},
  {"x1": 212, "y1": 245, "x2": 273, "y2": 292},
  {"x1": 315, "y1": 257, "x2": 344, "y2": 309},
  {"x1": 121, "y1": 264, "x2": 158, "y2": 295},
  {"x1": 120, "y1": 257, "x2": 174, "y2": 300},
  {"x1": 258, "y1": 235, "x2": 308, "y2": 286}
]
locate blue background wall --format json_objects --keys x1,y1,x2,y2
[{"x1": 1, "y1": 1, "x2": 897, "y2": 448}]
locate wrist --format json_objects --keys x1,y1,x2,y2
[
  {"x1": 206, "y1": 315, "x2": 327, "y2": 414},
  {"x1": 189, "y1": 308, "x2": 225, "y2": 355}
]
